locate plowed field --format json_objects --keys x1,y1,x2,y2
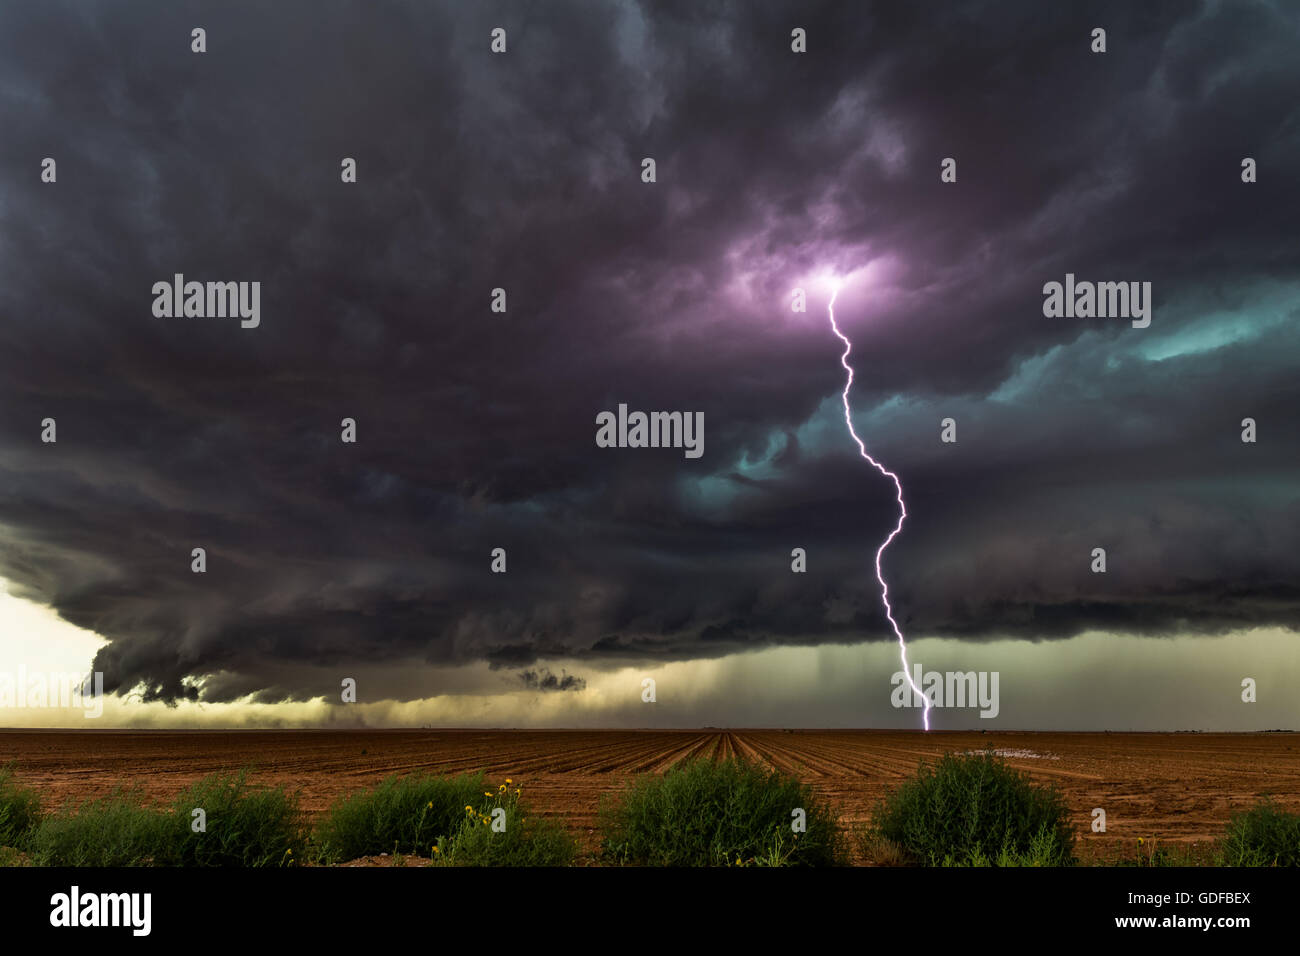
[{"x1": 4, "y1": 729, "x2": 1297, "y2": 863}]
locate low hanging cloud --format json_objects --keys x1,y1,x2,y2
[{"x1": 518, "y1": 669, "x2": 588, "y2": 693}]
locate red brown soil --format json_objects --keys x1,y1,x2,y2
[{"x1": 3, "y1": 729, "x2": 1297, "y2": 864}]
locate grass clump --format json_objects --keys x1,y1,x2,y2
[
  {"x1": 1220, "y1": 798, "x2": 1300, "y2": 867},
  {"x1": 161, "y1": 771, "x2": 305, "y2": 867},
  {"x1": 28, "y1": 789, "x2": 169, "y2": 866},
  {"x1": 0, "y1": 765, "x2": 42, "y2": 850},
  {"x1": 1103, "y1": 836, "x2": 1210, "y2": 867},
  {"x1": 311, "y1": 771, "x2": 487, "y2": 863},
  {"x1": 870, "y1": 752, "x2": 1075, "y2": 867},
  {"x1": 433, "y1": 779, "x2": 576, "y2": 866},
  {"x1": 28, "y1": 771, "x2": 305, "y2": 867},
  {"x1": 599, "y1": 757, "x2": 844, "y2": 866},
  {"x1": 0, "y1": 846, "x2": 29, "y2": 866}
]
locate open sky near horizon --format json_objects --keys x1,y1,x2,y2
[{"x1": 0, "y1": 1, "x2": 1297, "y2": 730}]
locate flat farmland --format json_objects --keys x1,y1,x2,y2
[{"x1": 3, "y1": 729, "x2": 1297, "y2": 863}]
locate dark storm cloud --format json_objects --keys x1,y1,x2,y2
[{"x1": 0, "y1": 0, "x2": 1296, "y2": 703}]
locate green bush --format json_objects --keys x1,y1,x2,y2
[
  {"x1": 311, "y1": 771, "x2": 487, "y2": 863},
  {"x1": 1221, "y1": 798, "x2": 1300, "y2": 867},
  {"x1": 161, "y1": 771, "x2": 305, "y2": 867},
  {"x1": 599, "y1": 757, "x2": 844, "y2": 866},
  {"x1": 434, "y1": 782, "x2": 576, "y2": 866},
  {"x1": 28, "y1": 771, "x2": 306, "y2": 867},
  {"x1": 0, "y1": 765, "x2": 41, "y2": 849},
  {"x1": 28, "y1": 789, "x2": 169, "y2": 866},
  {"x1": 871, "y1": 752, "x2": 1075, "y2": 866}
]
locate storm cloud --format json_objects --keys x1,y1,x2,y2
[{"x1": 0, "y1": 0, "x2": 1296, "y2": 705}]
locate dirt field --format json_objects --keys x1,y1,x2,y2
[{"x1": 3, "y1": 729, "x2": 1297, "y2": 863}]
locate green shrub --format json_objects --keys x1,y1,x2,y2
[
  {"x1": 1221, "y1": 798, "x2": 1300, "y2": 867},
  {"x1": 599, "y1": 757, "x2": 844, "y2": 866},
  {"x1": 161, "y1": 771, "x2": 305, "y2": 867},
  {"x1": 0, "y1": 765, "x2": 41, "y2": 849},
  {"x1": 311, "y1": 771, "x2": 487, "y2": 863},
  {"x1": 871, "y1": 752, "x2": 1075, "y2": 866},
  {"x1": 434, "y1": 782, "x2": 575, "y2": 866},
  {"x1": 1104, "y1": 836, "x2": 1208, "y2": 867},
  {"x1": 28, "y1": 789, "x2": 169, "y2": 866}
]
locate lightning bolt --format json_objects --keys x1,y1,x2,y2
[{"x1": 827, "y1": 285, "x2": 931, "y2": 731}]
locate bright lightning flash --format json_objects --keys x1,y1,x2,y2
[{"x1": 827, "y1": 283, "x2": 932, "y2": 731}]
